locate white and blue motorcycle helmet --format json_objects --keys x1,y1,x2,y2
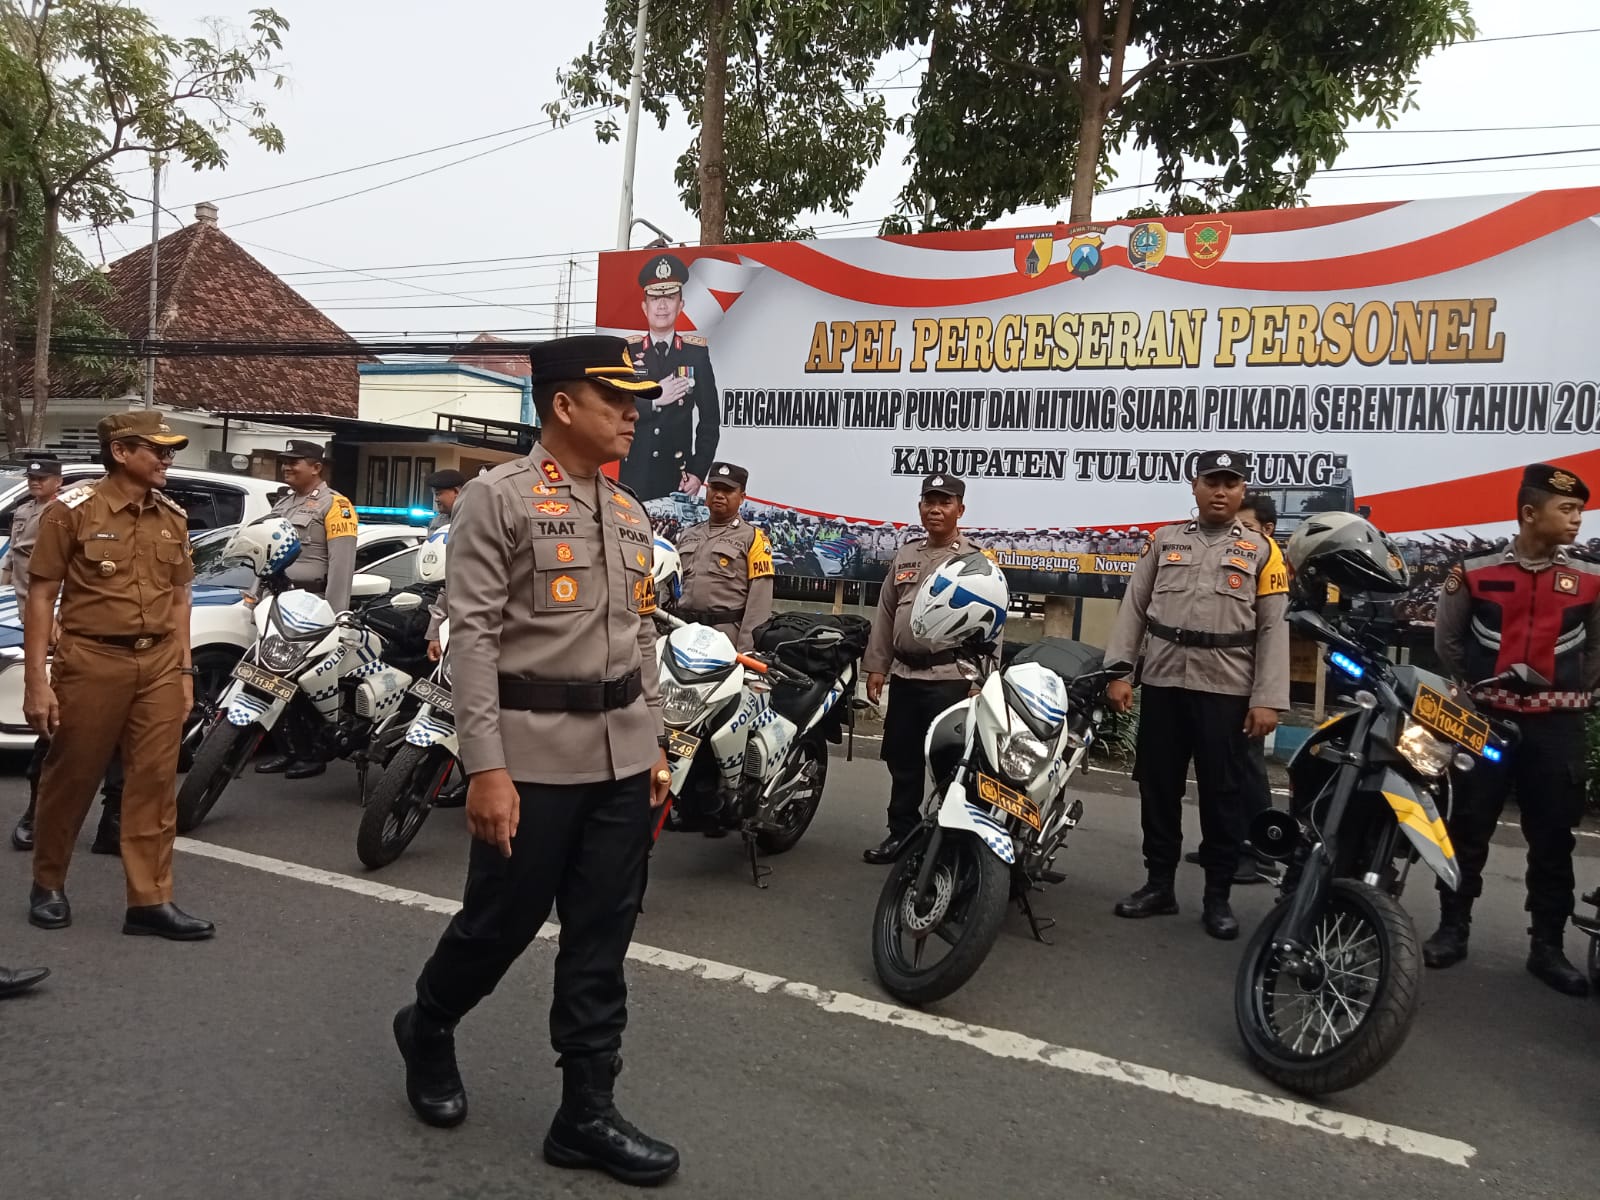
[
  {"x1": 910, "y1": 551, "x2": 1009, "y2": 649},
  {"x1": 225, "y1": 515, "x2": 301, "y2": 577},
  {"x1": 418, "y1": 523, "x2": 449, "y2": 584}
]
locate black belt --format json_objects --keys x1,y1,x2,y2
[
  {"x1": 79, "y1": 632, "x2": 170, "y2": 650},
  {"x1": 1148, "y1": 620, "x2": 1255, "y2": 650},
  {"x1": 498, "y1": 669, "x2": 643, "y2": 712},
  {"x1": 896, "y1": 648, "x2": 958, "y2": 670},
  {"x1": 678, "y1": 607, "x2": 746, "y2": 625}
]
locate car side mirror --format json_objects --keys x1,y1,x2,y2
[
  {"x1": 350, "y1": 572, "x2": 389, "y2": 600},
  {"x1": 389, "y1": 591, "x2": 423, "y2": 612}
]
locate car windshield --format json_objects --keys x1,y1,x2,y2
[{"x1": 191, "y1": 526, "x2": 256, "y2": 590}]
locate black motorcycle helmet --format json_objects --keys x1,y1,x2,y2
[{"x1": 1286, "y1": 512, "x2": 1410, "y2": 595}]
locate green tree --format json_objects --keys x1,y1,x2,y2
[
  {"x1": 549, "y1": 0, "x2": 900, "y2": 245},
  {"x1": 0, "y1": 0, "x2": 286, "y2": 447},
  {"x1": 893, "y1": 0, "x2": 1476, "y2": 228}
]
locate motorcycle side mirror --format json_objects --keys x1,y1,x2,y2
[
  {"x1": 389, "y1": 592, "x2": 424, "y2": 612},
  {"x1": 1507, "y1": 663, "x2": 1552, "y2": 689}
]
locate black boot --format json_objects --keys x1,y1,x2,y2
[
  {"x1": 254, "y1": 754, "x2": 293, "y2": 774},
  {"x1": 1113, "y1": 877, "x2": 1178, "y2": 919},
  {"x1": 1527, "y1": 929, "x2": 1590, "y2": 997},
  {"x1": 1202, "y1": 890, "x2": 1239, "y2": 940},
  {"x1": 1422, "y1": 895, "x2": 1472, "y2": 969},
  {"x1": 543, "y1": 1054, "x2": 680, "y2": 1187},
  {"x1": 392, "y1": 1004, "x2": 467, "y2": 1127},
  {"x1": 10, "y1": 795, "x2": 34, "y2": 852},
  {"x1": 91, "y1": 801, "x2": 121, "y2": 856}
]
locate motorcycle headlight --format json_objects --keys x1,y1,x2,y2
[
  {"x1": 258, "y1": 634, "x2": 305, "y2": 674},
  {"x1": 998, "y1": 732, "x2": 1050, "y2": 784},
  {"x1": 661, "y1": 680, "x2": 709, "y2": 728},
  {"x1": 1396, "y1": 718, "x2": 1453, "y2": 778}
]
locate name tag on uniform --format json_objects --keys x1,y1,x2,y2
[{"x1": 91, "y1": 532, "x2": 119, "y2": 540}]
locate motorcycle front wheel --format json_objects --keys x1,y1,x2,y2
[
  {"x1": 871, "y1": 829, "x2": 1011, "y2": 1007},
  {"x1": 754, "y1": 737, "x2": 827, "y2": 855},
  {"x1": 356, "y1": 743, "x2": 452, "y2": 869},
  {"x1": 176, "y1": 721, "x2": 266, "y2": 833},
  {"x1": 1235, "y1": 877, "x2": 1420, "y2": 1096}
]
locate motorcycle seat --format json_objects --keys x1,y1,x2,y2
[{"x1": 770, "y1": 674, "x2": 833, "y2": 723}]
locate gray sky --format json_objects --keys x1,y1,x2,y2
[{"x1": 67, "y1": 0, "x2": 1600, "y2": 339}]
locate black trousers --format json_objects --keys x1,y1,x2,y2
[
  {"x1": 881, "y1": 678, "x2": 971, "y2": 839},
  {"x1": 414, "y1": 774, "x2": 652, "y2": 1059},
  {"x1": 1133, "y1": 686, "x2": 1251, "y2": 890},
  {"x1": 1437, "y1": 710, "x2": 1585, "y2": 939},
  {"x1": 28, "y1": 736, "x2": 123, "y2": 807}
]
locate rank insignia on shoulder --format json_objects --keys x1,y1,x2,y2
[
  {"x1": 540, "y1": 460, "x2": 564, "y2": 485},
  {"x1": 1234, "y1": 540, "x2": 1257, "y2": 552},
  {"x1": 682, "y1": 333, "x2": 707, "y2": 347},
  {"x1": 895, "y1": 569, "x2": 919, "y2": 584},
  {"x1": 60, "y1": 485, "x2": 95, "y2": 510},
  {"x1": 531, "y1": 482, "x2": 557, "y2": 497},
  {"x1": 612, "y1": 492, "x2": 633, "y2": 509}
]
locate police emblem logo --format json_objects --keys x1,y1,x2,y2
[
  {"x1": 654, "y1": 257, "x2": 672, "y2": 280},
  {"x1": 1185, "y1": 221, "x2": 1232, "y2": 269},
  {"x1": 1067, "y1": 225, "x2": 1105, "y2": 279},
  {"x1": 540, "y1": 460, "x2": 564, "y2": 484},
  {"x1": 636, "y1": 551, "x2": 648, "y2": 568},
  {"x1": 550, "y1": 574, "x2": 579, "y2": 604},
  {"x1": 1216, "y1": 453, "x2": 1232, "y2": 467},
  {"x1": 556, "y1": 543, "x2": 574, "y2": 563},
  {"x1": 161, "y1": 529, "x2": 173, "y2": 539},
  {"x1": 1388, "y1": 553, "x2": 1404, "y2": 573},
  {"x1": 1556, "y1": 571, "x2": 1580, "y2": 594},
  {"x1": 931, "y1": 476, "x2": 944, "y2": 487},
  {"x1": 1550, "y1": 470, "x2": 1578, "y2": 494},
  {"x1": 1228, "y1": 573, "x2": 1243, "y2": 589},
  {"x1": 1444, "y1": 569, "x2": 1463, "y2": 595},
  {"x1": 1166, "y1": 552, "x2": 1184, "y2": 563},
  {"x1": 1013, "y1": 231, "x2": 1054, "y2": 278},
  {"x1": 1128, "y1": 222, "x2": 1168, "y2": 271},
  {"x1": 536, "y1": 500, "x2": 570, "y2": 516},
  {"x1": 99, "y1": 559, "x2": 117, "y2": 576},
  {"x1": 531, "y1": 482, "x2": 556, "y2": 497}
]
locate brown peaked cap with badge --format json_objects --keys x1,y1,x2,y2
[{"x1": 97, "y1": 411, "x2": 189, "y2": 449}]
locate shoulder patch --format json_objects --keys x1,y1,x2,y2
[
  {"x1": 748, "y1": 528, "x2": 774, "y2": 580},
  {"x1": 1257, "y1": 539, "x2": 1289, "y2": 597},
  {"x1": 58, "y1": 484, "x2": 96, "y2": 511},
  {"x1": 681, "y1": 333, "x2": 708, "y2": 347},
  {"x1": 152, "y1": 490, "x2": 186, "y2": 516}
]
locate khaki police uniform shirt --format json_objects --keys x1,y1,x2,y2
[
  {"x1": 1104, "y1": 519, "x2": 1290, "y2": 710},
  {"x1": 864, "y1": 537, "x2": 1001, "y2": 682},
  {"x1": 447, "y1": 442, "x2": 663, "y2": 785},
  {"x1": 268, "y1": 486, "x2": 359, "y2": 612},
  {"x1": 28, "y1": 482, "x2": 194, "y2": 636},
  {"x1": 5, "y1": 496, "x2": 47, "y2": 605},
  {"x1": 676, "y1": 518, "x2": 775, "y2": 652}
]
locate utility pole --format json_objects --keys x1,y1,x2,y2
[
  {"x1": 142, "y1": 154, "x2": 162, "y2": 409},
  {"x1": 615, "y1": 0, "x2": 650, "y2": 250},
  {"x1": 563, "y1": 258, "x2": 576, "y2": 336}
]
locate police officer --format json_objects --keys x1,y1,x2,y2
[
  {"x1": 23, "y1": 412, "x2": 212, "y2": 940},
  {"x1": 252, "y1": 439, "x2": 358, "y2": 778},
  {"x1": 391, "y1": 335, "x2": 679, "y2": 1186},
  {"x1": 8, "y1": 457, "x2": 125, "y2": 856},
  {"x1": 1427, "y1": 463, "x2": 1599, "y2": 996},
  {"x1": 425, "y1": 468, "x2": 466, "y2": 534},
  {"x1": 674, "y1": 462, "x2": 774, "y2": 653},
  {"x1": 862, "y1": 473, "x2": 993, "y2": 864},
  {"x1": 1103, "y1": 451, "x2": 1290, "y2": 940},
  {"x1": 619, "y1": 253, "x2": 719, "y2": 502}
]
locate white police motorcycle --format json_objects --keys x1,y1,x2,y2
[
  {"x1": 177, "y1": 517, "x2": 419, "y2": 833},
  {"x1": 650, "y1": 537, "x2": 865, "y2": 885},
  {"x1": 356, "y1": 526, "x2": 458, "y2": 869},
  {"x1": 869, "y1": 552, "x2": 1125, "y2": 1006}
]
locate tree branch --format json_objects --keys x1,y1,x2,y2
[
  {"x1": 1117, "y1": 50, "x2": 1253, "y2": 102},
  {"x1": 1107, "y1": 0, "x2": 1134, "y2": 100},
  {"x1": 1079, "y1": 0, "x2": 1103, "y2": 105}
]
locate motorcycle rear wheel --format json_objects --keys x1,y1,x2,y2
[
  {"x1": 1236, "y1": 877, "x2": 1420, "y2": 1096},
  {"x1": 357, "y1": 743, "x2": 451, "y2": 870},
  {"x1": 176, "y1": 721, "x2": 265, "y2": 834},
  {"x1": 871, "y1": 829, "x2": 1011, "y2": 1007},
  {"x1": 754, "y1": 738, "x2": 827, "y2": 855}
]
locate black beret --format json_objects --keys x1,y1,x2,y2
[{"x1": 1523, "y1": 463, "x2": 1590, "y2": 503}]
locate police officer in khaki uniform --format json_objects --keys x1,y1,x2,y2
[
  {"x1": 9, "y1": 456, "x2": 127, "y2": 855},
  {"x1": 862, "y1": 473, "x2": 997, "y2": 863},
  {"x1": 23, "y1": 412, "x2": 212, "y2": 940},
  {"x1": 391, "y1": 335, "x2": 679, "y2": 1187},
  {"x1": 1104, "y1": 450, "x2": 1290, "y2": 940},
  {"x1": 252, "y1": 439, "x2": 359, "y2": 777},
  {"x1": 425, "y1": 468, "x2": 466, "y2": 535},
  {"x1": 674, "y1": 461, "x2": 774, "y2": 652}
]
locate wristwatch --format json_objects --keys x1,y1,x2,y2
[{"x1": 178, "y1": 666, "x2": 199, "y2": 677}]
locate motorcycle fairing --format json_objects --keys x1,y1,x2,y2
[
  {"x1": 404, "y1": 708, "x2": 458, "y2": 753},
  {"x1": 936, "y1": 778, "x2": 1016, "y2": 865},
  {"x1": 1378, "y1": 768, "x2": 1461, "y2": 890}
]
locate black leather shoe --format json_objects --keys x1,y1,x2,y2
[
  {"x1": 1113, "y1": 882, "x2": 1178, "y2": 919},
  {"x1": 1423, "y1": 920, "x2": 1470, "y2": 969},
  {"x1": 123, "y1": 903, "x2": 214, "y2": 941},
  {"x1": 1202, "y1": 895, "x2": 1240, "y2": 940},
  {"x1": 863, "y1": 832, "x2": 911, "y2": 865},
  {"x1": 0, "y1": 964, "x2": 48, "y2": 997},
  {"x1": 544, "y1": 1055, "x2": 680, "y2": 1187},
  {"x1": 285, "y1": 760, "x2": 327, "y2": 780},
  {"x1": 393, "y1": 1004, "x2": 468, "y2": 1127},
  {"x1": 254, "y1": 754, "x2": 292, "y2": 774},
  {"x1": 1183, "y1": 851, "x2": 1201, "y2": 866},
  {"x1": 11, "y1": 798, "x2": 35, "y2": 852},
  {"x1": 91, "y1": 807, "x2": 121, "y2": 856},
  {"x1": 28, "y1": 885, "x2": 70, "y2": 930},
  {"x1": 1527, "y1": 938, "x2": 1590, "y2": 997}
]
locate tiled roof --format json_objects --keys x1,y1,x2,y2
[
  {"x1": 451, "y1": 332, "x2": 530, "y2": 380},
  {"x1": 24, "y1": 213, "x2": 363, "y2": 417}
]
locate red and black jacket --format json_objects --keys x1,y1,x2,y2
[{"x1": 1447, "y1": 545, "x2": 1600, "y2": 712}]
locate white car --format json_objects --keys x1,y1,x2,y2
[{"x1": 0, "y1": 523, "x2": 429, "y2": 750}]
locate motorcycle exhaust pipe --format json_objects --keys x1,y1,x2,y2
[{"x1": 1248, "y1": 809, "x2": 1302, "y2": 862}]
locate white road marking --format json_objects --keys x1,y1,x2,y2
[{"x1": 177, "y1": 836, "x2": 1476, "y2": 1168}]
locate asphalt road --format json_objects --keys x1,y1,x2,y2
[{"x1": 3, "y1": 747, "x2": 1599, "y2": 1199}]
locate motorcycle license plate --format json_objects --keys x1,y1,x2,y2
[
  {"x1": 233, "y1": 660, "x2": 296, "y2": 703},
  {"x1": 1411, "y1": 684, "x2": 1491, "y2": 754},
  {"x1": 410, "y1": 678, "x2": 454, "y2": 715},
  {"x1": 667, "y1": 730, "x2": 700, "y2": 760},
  {"x1": 975, "y1": 773, "x2": 1042, "y2": 831}
]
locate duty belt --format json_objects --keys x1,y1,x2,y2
[
  {"x1": 80, "y1": 632, "x2": 170, "y2": 651},
  {"x1": 677, "y1": 606, "x2": 746, "y2": 626},
  {"x1": 896, "y1": 648, "x2": 959, "y2": 670},
  {"x1": 1147, "y1": 620, "x2": 1255, "y2": 650},
  {"x1": 498, "y1": 669, "x2": 643, "y2": 713}
]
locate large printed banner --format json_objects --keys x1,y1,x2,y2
[{"x1": 596, "y1": 189, "x2": 1600, "y2": 612}]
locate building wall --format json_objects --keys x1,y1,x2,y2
[{"x1": 358, "y1": 369, "x2": 526, "y2": 430}]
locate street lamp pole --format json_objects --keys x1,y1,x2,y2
[
  {"x1": 615, "y1": 0, "x2": 650, "y2": 250},
  {"x1": 142, "y1": 154, "x2": 163, "y2": 408}
]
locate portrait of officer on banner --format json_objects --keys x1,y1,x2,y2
[{"x1": 619, "y1": 253, "x2": 721, "y2": 505}]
